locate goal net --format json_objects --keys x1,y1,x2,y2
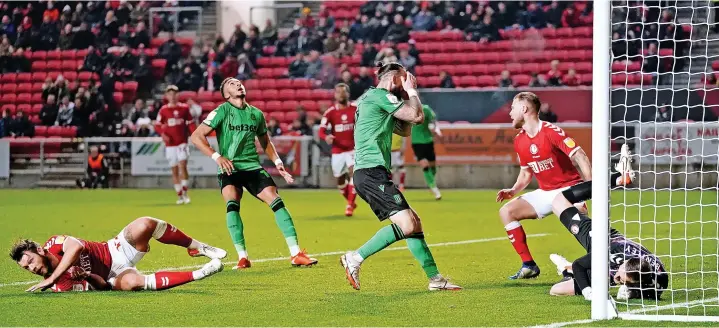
[{"x1": 593, "y1": 0, "x2": 719, "y2": 322}]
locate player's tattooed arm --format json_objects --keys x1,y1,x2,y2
[
  {"x1": 393, "y1": 120, "x2": 412, "y2": 137},
  {"x1": 571, "y1": 149, "x2": 592, "y2": 181},
  {"x1": 392, "y1": 73, "x2": 424, "y2": 124}
]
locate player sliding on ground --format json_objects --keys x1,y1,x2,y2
[
  {"x1": 155, "y1": 85, "x2": 195, "y2": 205},
  {"x1": 340, "y1": 62, "x2": 461, "y2": 291},
  {"x1": 12, "y1": 216, "x2": 226, "y2": 292},
  {"x1": 497, "y1": 92, "x2": 592, "y2": 280},
  {"x1": 318, "y1": 83, "x2": 358, "y2": 216},
  {"x1": 191, "y1": 77, "x2": 318, "y2": 269},
  {"x1": 546, "y1": 146, "x2": 668, "y2": 300},
  {"x1": 411, "y1": 104, "x2": 442, "y2": 200}
]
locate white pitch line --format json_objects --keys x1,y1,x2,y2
[
  {"x1": 533, "y1": 297, "x2": 719, "y2": 327},
  {"x1": 0, "y1": 233, "x2": 550, "y2": 288}
]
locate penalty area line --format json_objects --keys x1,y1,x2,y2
[{"x1": 0, "y1": 233, "x2": 551, "y2": 288}]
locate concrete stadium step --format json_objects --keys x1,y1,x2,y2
[{"x1": 35, "y1": 180, "x2": 78, "y2": 188}]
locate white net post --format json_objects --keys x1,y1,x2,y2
[
  {"x1": 610, "y1": 0, "x2": 719, "y2": 322},
  {"x1": 592, "y1": 0, "x2": 613, "y2": 320}
]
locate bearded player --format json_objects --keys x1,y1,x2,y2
[
  {"x1": 155, "y1": 85, "x2": 195, "y2": 205},
  {"x1": 496, "y1": 92, "x2": 592, "y2": 280},
  {"x1": 318, "y1": 83, "x2": 358, "y2": 216},
  {"x1": 13, "y1": 216, "x2": 226, "y2": 293},
  {"x1": 340, "y1": 62, "x2": 460, "y2": 291},
  {"x1": 191, "y1": 78, "x2": 317, "y2": 269}
]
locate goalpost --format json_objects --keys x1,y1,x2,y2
[{"x1": 593, "y1": 0, "x2": 719, "y2": 322}]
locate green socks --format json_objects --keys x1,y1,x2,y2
[
  {"x1": 406, "y1": 233, "x2": 440, "y2": 278},
  {"x1": 270, "y1": 198, "x2": 300, "y2": 256},
  {"x1": 226, "y1": 200, "x2": 247, "y2": 257},
  {"x1": 422, "y1": 167, "x2": 437, "y2": 188},
  {"x1": 358, "y1": 223, "x2": 405, "y2": 259}
]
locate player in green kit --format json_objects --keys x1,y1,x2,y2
[
  {"x1": 191, "y1": 78, "x2": 318, "y2": 269},
  {"x1": 411, "y1": 104, "x2": 443, "y2": 200},
  {"x1": 340, "y1": 62, "x2": 461, "y2": 291}
]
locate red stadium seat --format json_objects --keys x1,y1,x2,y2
[
  {"x1": 257, "y1": 57, "x2": 272, "y2": 67},
  {"x1": 576, "y1": 62, "x2": 592, "y2": 74},
  {"x1": 311, "y1": 89, "x2": 332, "y2": 101},
  {"x1": 506, "y1": 63, "x2": 522, "y2": 75},
  {"x1": 265, "y1": 100, "x2": 282, "y2": 112},
  {"x1": 178, "y1": 91, "x2": 196, "y2": 102},
  {"x1": 200, "y1": 101, "x2": 215, "y2": 113},
  {"x1": 78, "y1": 71, "x2": 93, "y2": 81},
  {"x1": 197, "y1": 91, "x2": 213, "y2": 102},
  {"x1": 279, "y1": 89, "x2": 296, "y2": 100},
  {"x1": 281, "y1": 100, "x2": 299, "y2": 112},
  {"x1": 16, "y1": 83, "x2": 31, "y2": 93},
  {"x1": 522, "y1": 63, "x2": 540, "y2": 75},
  {"x1": 487, "y1": 64, "x2": 505, "y2": 75},
  {"x1": 31, "y1": 104, "x2": 43, "y2": 115},
  {"x1": 62, "y1": 71, "x2": 77, "y2": 81},
  {"x1": 285, "y1": 111, "x2": 299, "y2": 123},
  {"x1": 32, "y1": 72, "x2": 47, "y2": 82},
  {"x1": 31, "y1": 61, "x2": 47, "y2": 71},
  {"x1": 62, "y1": 60, "x2": 77, "y2": 71},
  {"x1": 212, "y1": 91, "x2": 224, "y2": 102},
  {"x1": 2, "y1": 93, "x2": 16, "y2": 105},
  {"x1": 31, "y1": 93, "x2": 43, "y2": 104},
  {"x1": 268, "y1": 112, "x2": 285, "y2": 122},
  {"x1": 317, "y1": 100, "x2": 332, "y2": 110},
  {"x1": 17, "y1": 73, "x2": 32, "y2": 83},
  {"x1": 1, "y1": 104, "x2": 16, "y2": 114},
  {"x1": 261, "y1": 89, "x2": 279, "y2": 101},
  {"x1": 244, "y1": 79, "x2": 259, "y2": 90},
  {"x1": 295, "y1": 89, "x2": 312, "y2": 101},
  {"x1": 299, "y1": 100, "x2": 318, "y2": 112},
  {"x1": 271, "y1": 68, "x2": 288, "y2": 78},
  {"x1": 574, "y1": 26, "x2": 592, "y2": 38},
  {"x1": 113, "y1": 92, "x2": 124, "y2": 105},
  {"x1": 34, "y1": 126, "x2": 47, "y2": 137},
  {"x1": 256, "y1": 68, "x2": 274, "y2": 79},
  {"x1": 150, "y1": 59, "x2": 167, "y2": 79},
  {"x1": 17, "y1": 93, "x2": 32, "y2": 104},
  {"x1": 556, "y1": 28, "x2": 574, "y2": 38},
  {"x1": 477, "y1": 76, "x2": 496, "y2": 87},
  {"x1": 31, "y1": 51, "x2": 47, "y2": 61},
  {"x1": 458, "y1": 76, "x2": 478, "y2": 87},
  {"x1": 0, "y1": 73, "x2": 16, "y2": 83},
  {"x1": 435, "y1": 53, "x2": 452, "y2": 65},
  {"x1": 46, "y1": 126, "x2": 62, "y2": 137},
  {"x1": 19, "y1": 104, "x2": 34, "y2": 115},
  {"x1": 275, "y1": 79, "x2": 293, "y2": 89},
  {"x1": 438, "y1": 65, "x2": 456, "y2": 76},
  {"x1": 291, "y1": 79, "x2": 312, "y2": 89},
  {"x1": 514, "y1": 74, "x2": 532, "y2": 86},
  {"x1": 259, "y1": 79, "x2": 277, "y2": 90},
  {"x1": 0, "y1": 84, "x2": 16, "y2": 94}
]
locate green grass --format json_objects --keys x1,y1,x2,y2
[{"x1": 0, "y1": 189, "x2": 716, "y2": 326}]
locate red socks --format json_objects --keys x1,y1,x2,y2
[
  {"x1": 156, "y1": 223, "x2": 193, "y2": 248},
  {"x1": 505, "y1": 222, "x2": 534, "y2": 263},
  {"x1": 149, "y1": 271, "x2": 194, "y2": 290},
  {"x1": 347, "y1": 183, "x2": 357, "y2": 205},
  {"x1": 399, "y1": 171, "x2": 406, "y2": 186}
]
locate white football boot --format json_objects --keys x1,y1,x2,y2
[
  {"x1": 340, "y1": 251, "x2": 362, "y2": 290},
  {"x1": 428, "y1": 274, "x2": 462, "y2": 291},
  {"x1": 550, "y1": 253, "x2": 572, "y2": 276},
  {"x1": 615, "y1": 144, "x2": 635, "y2": 186},
  {"x1": 195, "y1": 259, "x2": 224, "y2": 280},
  {"x1": 188, "y1": 243, "x2": 228, "y2": 260},
  {"x1": 431, "y1": 186, "x2": 442, "y2": 200}
]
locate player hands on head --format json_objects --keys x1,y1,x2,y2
[
  {"x1": 154, "y1": 85, "x2": 196, "y2": 205},
  {"x1": 318, "y1": 83, "x2": 359, "y2": 216},
  {"x1": 11, "y1": 217, "x2": 226, "y2": 293},
  {"x1": 496, "y1": 92, "x2": 593, "y2": 280},
  {"x1": 190, "y1": 77, "x2": 318, "y2": 270},
  {"x1": 340, "y1": 61, "x2": 461, "y2": 291}
]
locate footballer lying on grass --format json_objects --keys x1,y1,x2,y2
[
  {"x1": 11, "y1": 217, "x2": 226, "y2": 292},
  {"x1": 547, "y1": 145, "x2": 668, "y2": 300}
]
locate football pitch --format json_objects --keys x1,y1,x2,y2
[{"x1": 0, "y1": 189, "x2": 716, "y2": 327}]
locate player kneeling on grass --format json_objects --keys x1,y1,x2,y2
[
  {"x1": 12, "y1": 217, "x2": 226, "y2": 292},
  {"x1": 340, "y1": 62, "x2": 460, "y2": 291},
  {"x1": 191, "y1": 77, "x2": 318, "y2": 270},
  {"x1": 547, "y1": 146, "x2": 668, "y2": 301}
]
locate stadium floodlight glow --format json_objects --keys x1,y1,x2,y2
[{"x1": 594, "y1": 1, "x2": 719, "y2": 323}]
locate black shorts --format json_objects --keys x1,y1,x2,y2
[
  {"x1": 354, "y1": 166, "x2": 410, "y2": 221},
  {"x1": 218, "y1": 169, "x2": 276, "y2": 198},
  {"x1": 412, "y1": 142, "x2": 436, "y2": 161}
]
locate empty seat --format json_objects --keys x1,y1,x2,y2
[
  {"x1": 177, "y1": 91, "x2": 196, "y2": 102},
  {"x1": 265, "y1": 101, "x2": 282, "y2": 112},
  {"x1": 16, "y1": 83, "x2": 32, "y2": 93},
  {"x1": 17, "y1": 93, "x2": 32, "y2": 104},
  {"x1": 261, "y1": 89, "x2": 279, "y2": 101},
  {"x1": 278, "y1": 89, "x2": 296, "y2": 100},
  {"x1": 275, "y1": 79, "x2": 293, "y2": 89},
  {"x1": 259, "y1": 79, "x2": 277, "y2": 90},
  {"x1": 281, "y1": 100, "x2": 299, "y2": 112}
]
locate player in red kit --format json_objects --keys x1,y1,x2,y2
[
  {"x1": 155, "y1": 85, "x2": 196, "y2": 205},
  {"x1": 496, "y1": 92, "x2": 592, "y2": 280},
  {"x1": 13, "y1": 217, "x2": 227, "y2": 293},
  {"x1": 319, "y1": 83, "x2": 358, "y2": 216}
]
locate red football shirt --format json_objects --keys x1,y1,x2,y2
[
  {"x1": 156, "y1": 103, "x2": 195, "y2": 147},
  {"x1": 44, "y1": 235, "x2": 113, "y2": 292},
  {"x1": 514, "y1": 121, "x2": 583, "y2": 190},
  {"x1": 318, "y1": 104, "x2": 357, "y2": 154}
]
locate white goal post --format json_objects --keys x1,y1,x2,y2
[{"x1": 593, "y1": 0, "x2": 719, "y2": 323}]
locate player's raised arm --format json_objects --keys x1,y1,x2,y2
[
  {"x1": 27, "y1": 237, "x2": 85, "y2": 292},
  {"x1": 392, "y1": 73, "x2": 424, "y2": 124},
  {"x1": 191, "y1": 108, "x2": 233, "y2": 175}
]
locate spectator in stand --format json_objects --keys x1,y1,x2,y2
[
  {"x1": 125, "y1": 99, "x2": 147, "y2": 127},
  {"x1": 58, "y1": 23, "x2": 73, "y2": 50},
  {"x1": 538, "y1": 103, "x2": 558, "y2": 123},
  {"x1": 318, "y1": 16, "x2": 335, "y2": 35},
  {"x1": 200, "y1": 65, "x2": 223, "y2": 92},
  {"x1": 443, "y1": 5, "x2": 466, "y2": 30},
  {"x1": 325, "y1": 32, "x2": 340, "y2": 53},
  {"x1": 1, "y1": 15, "x2": 15, "y2": 40},
  {"x1": 547, "y1": 60, "x2": 563, "y2": 86},
  {"x1": 134, "y1": 55, "x2": 152, "y2": 98},
  {"x1": 175, "y1": 66, "x2": 200, "y2": 91},
  {"x1": 546, "y1": 1, "x2": 564, "y2": 28},
  {"x1": 339, "y1": 70, "x2": 358, "y2": 101},
  {"x1": 300, "y1": 7, "x2": 316, "y2": 28},
  {"x1": 135, "y1": 111, "x2": 154, "y2": 137},
  {"x1": 71, "y1": 2, "x2": 86, "y2": 26},
  {"x1": 304, "y1": 50, "x2": 324, "y2": 79},
  {"x1": 519, "y1": 3, "x2": 546, "y2": 29},
  {"x1": 356, "y1": 66, "x2": 373, "y2": 95},
  {"x1": 475, "y1": 14, "x2": 500, "y2": 43},
  {"x1": 561, "y1": 5, "x2": 582, "y2": 28},
  {"x1": 413, "y1": 6, "x2": 436, "y2": 31},
  {"x1": 43, "y1": 1, "x2": 60, "y2": 22},
  {"x1": 360, "y1": 39, "x2": 378, "y2": 66},
  {"x1": 115, "y1": 1, "x2": 132, "y2": 25},
  {"x1": 439, "y1": 71, "x2": 456, "y2": 88},
  {"x1": 159, "y1": 33, "x2": 183, "y2": 71},
  {"x1": 80, "y1": 45, "x2": 104, "y2": 73},
  {"x1": 399, "y1": 49, "x2": 417, "y2": 74},
  {"x1": 612, "y1": 32, "x2": 628, "y2": 62},
  {"x1": 498, "y1": 70, "x2": 515, "y2": 88},
  {"x1": 0, "y1": 109, "x2": 11, "y2": 137},
  {"x1": 291, "y1": 118, "x2": 312, "y2": 136},
  {"x1": 55, "y1": 96, "x2": 75, "y2": 127},
  {"x1": 38, "y1": 15, "x2": 60, "y2": 50},
  {"x1": 352, "y1": 15, "x2": 373, "y2": 42},
  {"x1": 267, "y1": 118, "x2": 282, "y2": 137},
  {"x1": 103, "y1": 10, "x2": 119, "y2": 38},
  {"x1": 261, "y1": 19, "x2": 278, "y2": 45},
  {"x1": 240, "y1": 40, "x2": 258, "y2": 66},
  {"x1": 73, "y1": 97, "x2": 89, "y2": 136},
  {"x1": 465, "y1": 14, "x2": 482, "y2": 40},
  {"x1": 131, "y1": 22, "x2": 151, "y2": 48},
  {"x1": 375, "y1": 47, "x2": 398, "y2": 65},
  {"x1": 9, "y1": 110, "x2": 34, "y2": 137},
  {"x1": 247, "y1": 27, "x2": 261, "y2": 51},
  {"x1": 131, "y1": 1, "x2": 148, "y2": 25},
  {"x1": 563, "y1": 68, "x2": 581, "y2": 86},
  {"x1": 40, "y1": 95, "x2": 59, "y2": 126},
  {"x1": 528, "y1": 73, "x2": 547, "y2": 87},
  {"x1": 288, "y1": 52, "x2": 308, "y2": 78},
  {"x1": 655, "y1": 104, "x2": 672, "y2": 122},
  {"x1": 642, "y1": 42, "x2": 661, "y2": 79},
  {"x1": 383, "y1": 14, "x2": 410, "y2": 43},
  {"x1": 219, "y1": 55, "x2": 239, "y2": 82},
  {"x1": 14, "y1": 24, "x2": 32, "y2": 49},
  {"x1": 72, "y1": 22, "x2": 95, "y2": 49},
  {"x1": 235, "y1": 54, "x2": 255, "y2": 81}
]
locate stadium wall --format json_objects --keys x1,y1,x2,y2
[{"x1": 219, "y1": 1, "x2": 275, "y2": 40}]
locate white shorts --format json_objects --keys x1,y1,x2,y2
[
  {"x1": 331, "y1": 151, "x2": 355, "y2": 177},
  {"x1": 521, "y1": 186, "x2": 586, "y2": 219},
  {"x1": 391, "y1": 151, "x2": 403, "y2": 168},
  {"x1": 106, "y1": 229, "x2": 146, "y2": 281},
  {"x1": 165, "y1": 143, "x2": 189, "y2": 167}
]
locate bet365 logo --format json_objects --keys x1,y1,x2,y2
[{"x1": 229, "y1": 124, "x2": 257, "y2": 132}]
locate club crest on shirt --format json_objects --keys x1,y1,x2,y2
[
  {"x1": 571, "y1": 224, "x2": 579, "y2": 235},
  {"x1": 173, "y1": 110, "x2": 179, "y2": 117},
  {"x1": 341, "y1": 114, "x2": 347, "y2": 121},
  {"x1": 563, "y1": 137, "x2": 576, "y2": 148},
  {"x1": 386, "y1": 94, "x2": 399, "y2": 104},
  {"x1": 250, "y1": 113, "x2": 256, "y2": 120},
  {"x1": 530, "y1": 144, "x2": 538, "y2": 155}
]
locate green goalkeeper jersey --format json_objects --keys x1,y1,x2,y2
[
  {"x1": 354, "y1": 87, "x2": 404, "y2": 171},
  {"x1": 411, "y1": 105, "x2": 436, "y2": 144},
  {"x1": 202, "y1": 102, "x2": 267, "y2": 172}
]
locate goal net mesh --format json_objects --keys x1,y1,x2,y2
[{"x1": 610, "y1": 0, "x2": 719, "y2": 319}]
